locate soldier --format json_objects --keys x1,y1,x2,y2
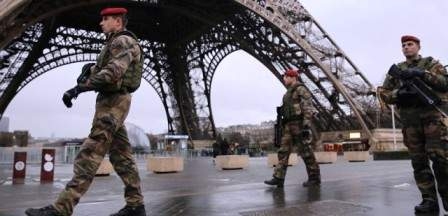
[
  {"x1": 264, "y1": 69, "x2": 321, "y2": 188},
  {"x1": 378, "y1": 35, "x2": 448, "y2": 213},
  {"x1": 25, "y1": 7, "x2": 146, "y2": 216}
]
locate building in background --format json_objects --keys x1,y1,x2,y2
[{"x1": 217, "y1": 121, "x2": 275, "y2": 153}]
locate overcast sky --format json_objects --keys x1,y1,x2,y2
[{"x1": 4, "y1": 0, "x2": 448, "y2": 138}]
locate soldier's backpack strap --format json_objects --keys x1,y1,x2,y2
[
  {"x1": 418, "y1": 56, "x2": 434, "y2": 70},
  {"x1": 113, "y1": 30, "x2": 143, "y2": 57},
  {"x1": 115, "y1": 30, "x2": 138, "y2": 41}
]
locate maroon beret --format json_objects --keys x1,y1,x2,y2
[
  {"x1": 284, "y1": 69, "x2": 299, "y2": 77},
  {"x1": 100, "y1": 7, "x2": 128, "y2": 16},
  {"x1": 401, "y1": 35, "x2": 420, "y2": 44}
]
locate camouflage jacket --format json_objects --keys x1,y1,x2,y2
[
  {"x1": 282, "y1": 82, "x2": 314, "y2": 127},
  {"x1": 86, "y1": 30, "x2": 142, "y2": 92},
  {"x1": 379, "y1": 56, "x2": 448, "y2": 106}
]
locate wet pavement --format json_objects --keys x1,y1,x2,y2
[{"x1": 0, "y1": 156, "x2": 447, "y2": 216}]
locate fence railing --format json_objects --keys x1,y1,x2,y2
[
  {"x1": 0, "y1": 147, "x2": 65, "y2": 164},
  {"x1": 138, "y1": 149, "x2": 214, "y2": 161},
  {"x1": 0, "y1": 147, "x2": 214, "y2": 164}
]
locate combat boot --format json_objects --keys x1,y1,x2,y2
[
  {"x1": 414, "y1": 199, "x2": 439, "y2": 213},
  {"x1": 110, "y1": 204, "x2": 146, "y2": 216},
  {"x1": 302, "y1": 178, "x2": 321, "y2": 187},
  {"x1": 264, "y1": 176, "x2": 284, "y2": 188},
  {"x1": 25, "y1": 205, "x2": 62, "y2": 216}
]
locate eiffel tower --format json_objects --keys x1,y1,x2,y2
[{"x1": 0, "y1": 0, "x2": 377, "y2": 139}]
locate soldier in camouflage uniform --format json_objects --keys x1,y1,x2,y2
[
  {"x1": 264, "y1": 69, "x2": 321, "y2": 188},
  {"x1": 26, "y1": 7, "x2": 146, "y2": 216},
  {"x1": 378, "y1": 35, "x2": 448, "y2": 213}
]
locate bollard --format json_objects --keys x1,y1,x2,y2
[
  {"x1": 40, "y1": 149, "x2": 55, "y2": 183},
  {"x1": 12, "y1": 152, "x2": 27, "y2": 184}
]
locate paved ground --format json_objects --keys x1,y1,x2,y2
[{"x1": 0, "y1": 156, "x2": 447, "y2": 216}]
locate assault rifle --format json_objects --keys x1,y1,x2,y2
[
  {"x1": 388, "y1": 64, "x2": 448, "y2": 118},
  {"x1": 274, "y1": 106, "x2": 283, "y2": 148},
  {"x1": 77, "y1": 63, "x2": 95, "y2": 84}
]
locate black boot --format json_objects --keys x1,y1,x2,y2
[
  {"x1": 25, "y1": 205, "x2": 62, "y2": 216},
  {"x1": 264, "y1": 176, "x2": 284, "y2": 188},
  {"x1": 302, "y1": 178, "x2": 321, "y2": 187},
  {"x1": 414, "y1": 199, "x2": 439, "y2": 213},
  {"x1": 110, "y1": 204, "x2": 146, "y2": 216}
]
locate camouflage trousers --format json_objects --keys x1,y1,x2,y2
[
  {"x1": 54, "y1": 92, "x2": 144, "y2": 215},
  {"x1": 273, "y1": 121, "x2": 320, "y2": 181},
  {"x1": 401, "y1": 107, "x2": 448, "y2": 202}
]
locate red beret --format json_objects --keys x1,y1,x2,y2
[
  {"x1": 284, "y1": 69, "x2": 299, "y2": 77},
  {"x1": 401, "y1": 35, "x2": 420, "y2": 44},
  {"x1": 100, "y1": 7, "x2": 128, "y2": 16}
]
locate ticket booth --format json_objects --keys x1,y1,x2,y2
[{"x1": 162, "y1": 134, "x2": 189, "y2": 153}]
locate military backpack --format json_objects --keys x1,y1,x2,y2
[
  {"x1": 117, "y1": 30, "x2": 143, "y2": 93},
  {"x1": 96, "y1": 30, "x2": 143, "y2": 93}
]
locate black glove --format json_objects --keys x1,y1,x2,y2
[
  {"x1": 62, "y1": 85, "x2": 91, "y2": 108},
  {"x1": 300, "y1": 128, "x2": 312, "y2": 139},
  {"x1": 400, "y1": 68, "x2": 425, "y2": 79},
  {"x1": 300, "y1": 128, "x2": 313, "y2": 144}
]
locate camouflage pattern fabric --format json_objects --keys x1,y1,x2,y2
[
  {"x1": 380, "y1": 56, "x2": 448, "y2": 104},
  {"x1": 86, "y1": 31, "x2": 142, "y2": 93},
  {"x1": 52, "y1": 31, "x2": 144, "y2": 216},
  {"x1": 273, "y1": 83, "x2": 320, "y2": 181},
  {"x1": 379, "y1": 56, "x2": 448, "y2": 202},
  {"x1": 281, "y1": 83, "x2": 314, "y2": 127}
]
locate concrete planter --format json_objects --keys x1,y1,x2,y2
[
  {"x1": 267, "y1": 153, "x2": 299, "y2": 167},
  {"x1": 96, "y1": 159, "x2": 114, "y2": 176},
  {"x1": 216, "y1": 155, "x2": 249, "y2": 170},
  {"x1": 314, "y1": 151, "x2": 337, "y2": 164},
  {"x1": 147, "y1": 156, "x2": 184, "y2": 173},
  {"x1": 343, "y1": 151, "x2": 369, "y2": 162}
]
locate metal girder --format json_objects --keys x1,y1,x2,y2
[{"x1": 0, "y1": 0, "x2": 377, "y2": 139}]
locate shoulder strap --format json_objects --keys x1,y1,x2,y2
[
  {"x1": 114, "y1": 30, "x2": 139, "y2": 41},
  {"x1": 112, "y1": 30, "x2": 143, "y2": 61},
  {"x1": 397, "y1": 61, "x2": 407, "y2": 70},
  {"x1": 418, "y1": 56, "x2": 434, "y2": 69},
  {"x1": 290, "y1": 83, "x2": 307, "y2": 98}
]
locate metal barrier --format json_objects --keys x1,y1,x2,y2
[
  {"x1": 0, "y1": 147, "x2": 212, "y2": 164},
  {"x1": 139, "y1": 149, "x2": 212, "y2": 161},
  {"x1": 0, "y1": 147, "x2": 64, "y2": 164}
]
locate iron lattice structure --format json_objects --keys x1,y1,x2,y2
[{"x1": 0, "y1": 0, "x2": 377, "y2": 139}]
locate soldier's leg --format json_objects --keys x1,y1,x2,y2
[
  {"x1": 424, "y1": 117, "x2": 448, "y2": 210},
  {"x1": 265, "y1": 124, "x2": 293, "y2": 187},
  {"x1": 297, "y1": 139, "x2": 320, "y2": 183},
  {"x1": 431, "y1": 153, "x2": 448, "y2": 211},
  {"x1": 53, "y1": 116, "x2": 115, "y2": 215},
  {"x1": 273, "y1": 125, "x2": 293, "y2": 180},
  {"x1": 403, "y1": 126, "x2": 437, "y2": 202},
  {"x1": 53, "y1": 94, "x2": 131, "y2": 215},
  {"x1": 109, "y1": 126, "x2": 144, "y2": 206}
]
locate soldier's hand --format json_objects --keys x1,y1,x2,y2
[
  {"x1": 62, "y1": 86, "x2": 80, "y2": 108},
  {"x1": 401, "y1": 68, "x2": 425, "y2": 79},
  {"x1": 300, "y1": 129, "x2": 312, "y2": 139}
]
